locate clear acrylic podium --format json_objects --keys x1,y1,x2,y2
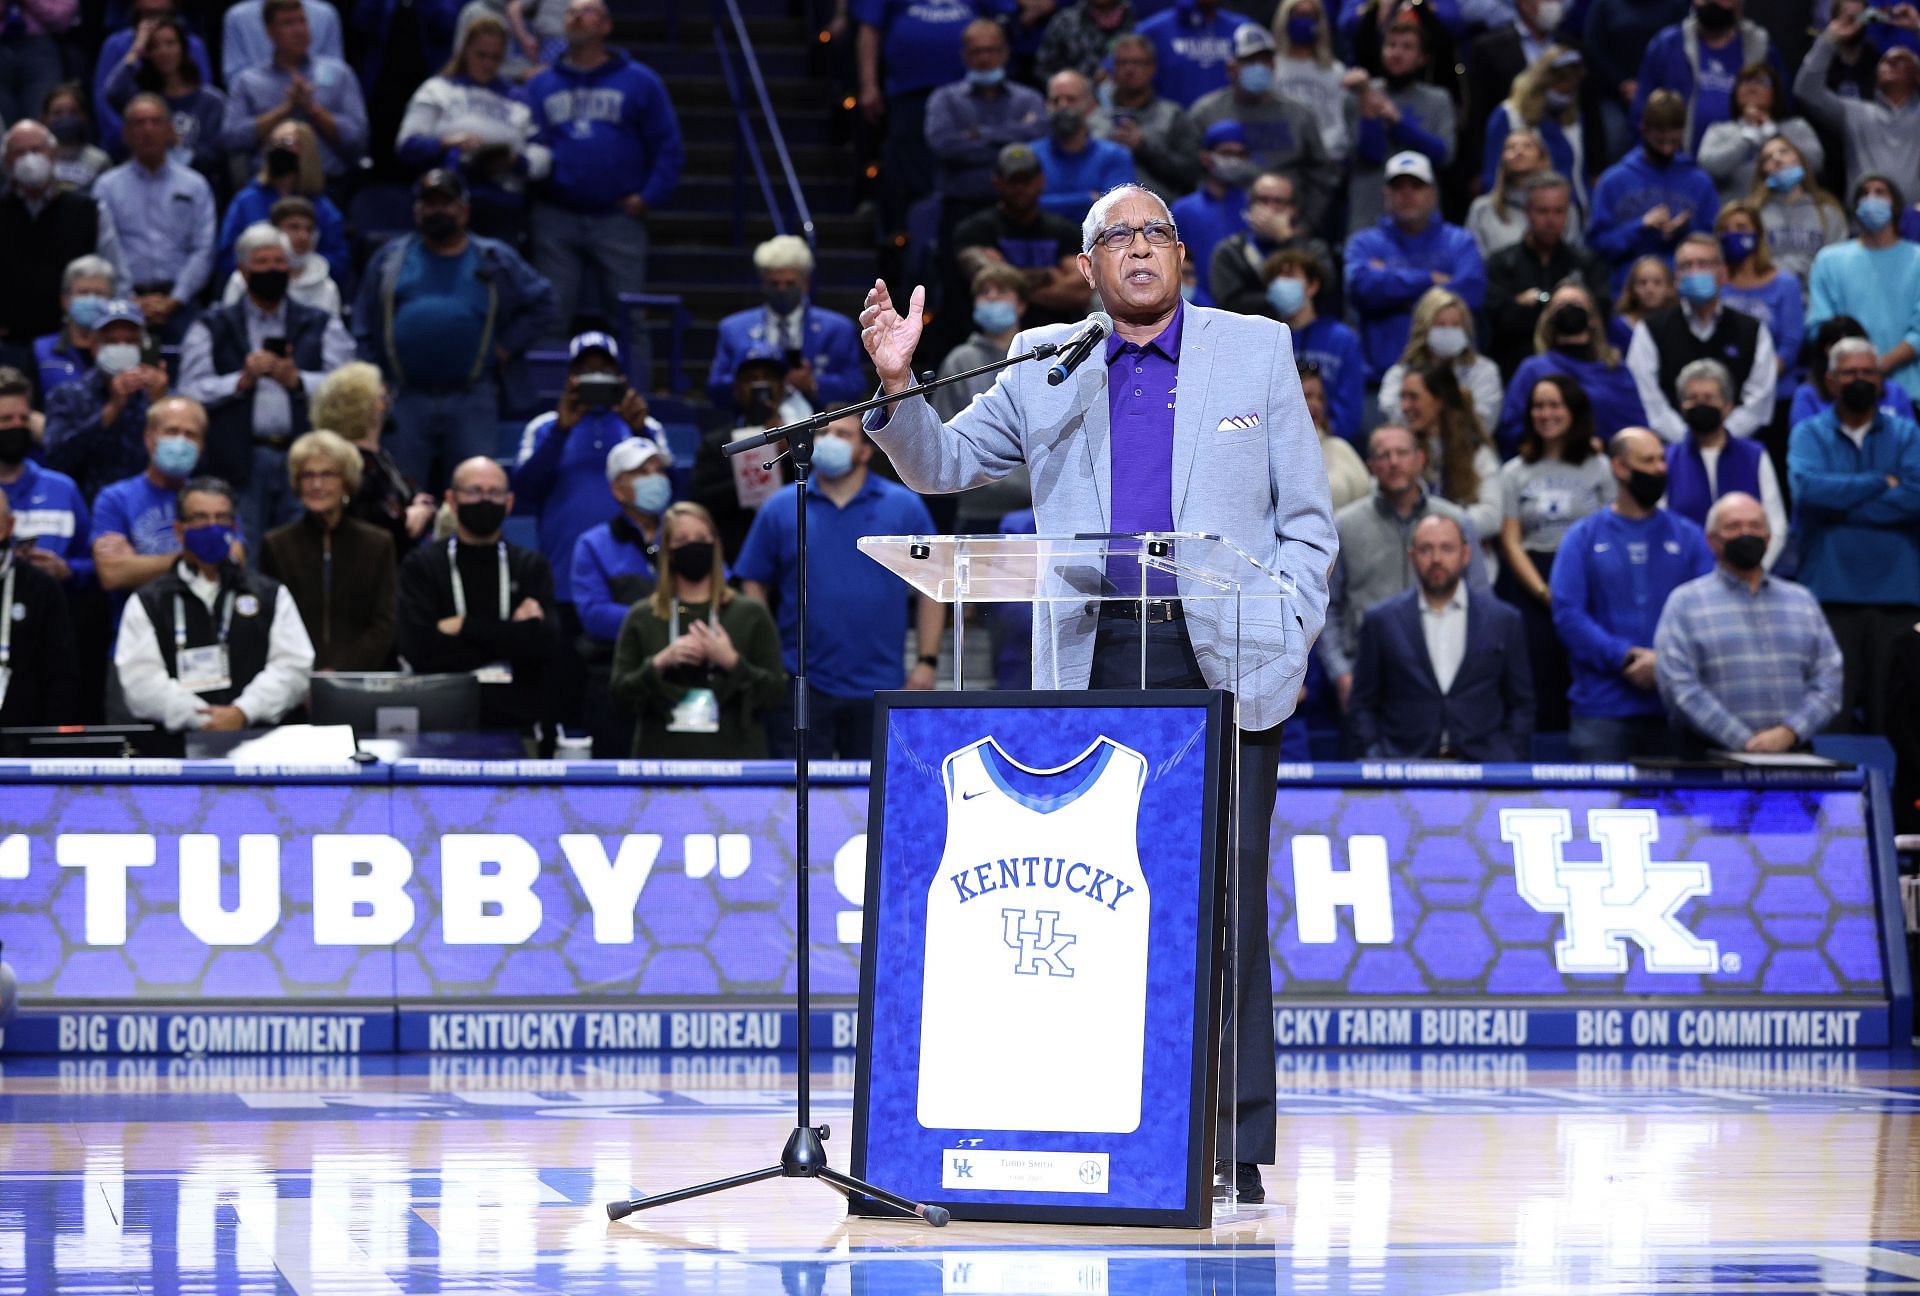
[{"x1": 859, "y1": 531, "x2": 1299, "y2": 1213}]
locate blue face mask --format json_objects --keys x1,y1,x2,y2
[
  {"x1": 1719, "y1": 230, "x2": 1757, "y2": 264},
  {"x1": 69, "y1": 293, "x2": 108, "y2": 329},
  {"x1": 811, "y1": 433, "x2": 855, "y2": 479},
  {"x1": 629, "y1": 473, "x2": 672, "y2": 516},
  {"x1": 1677, "y1": 271, "x2": 1719, "y2": 303},
  {"x1": 973, "y1": 298, "x2": 1019, "y2": 333},
  {"x1": 966, "y1": 65, "x2": 1005, "y2": 88},
  {"x1": 1765, "y1": 164, "x2": 1804, "y2": 192},
  {"x1": 153, "y1": 434, "x2": 200, "y2": 479},
  {"x1": 1265, "y1": 276, "x2": 1306, "y2": 317},
  {"x1": 1856, "y1": 195, "x2": 1894, "y2": 231},
  {"x1": 1285, "y1": 13, "x2": 1318, "y2": 43},
  {"x1": 1236, "y1": 62, "x2": 1275, "y2": 94},
  {"x1": 181, "y1": 523, "x2": 238, "y2": 568}
]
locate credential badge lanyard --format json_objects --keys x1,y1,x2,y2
[
  {"x1": 173, "y1": 588, "x2": 236, "y2": 654},
  {"x1": 449, "y1": 539, "x2": 509, "y2": 621}
]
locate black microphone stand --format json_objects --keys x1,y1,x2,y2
[{"x1": 605, "y1": 338, "x2": 1075, "y2": 1228}]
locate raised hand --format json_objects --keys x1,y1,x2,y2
[{"x1": 858, "y1": 279, "x2": 925, "y2": 393}]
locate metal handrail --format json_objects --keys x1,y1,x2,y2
[{"x1": 712, "y1": 0, "x2": 816, "y2": 251}]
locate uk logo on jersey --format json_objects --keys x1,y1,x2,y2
[
  {"x1": 1003, "y1": 908, "x2": 1076, "y2": 977},
  {"x1": 1501, "y1": 808, "x2": 1720, "y2": 975}
]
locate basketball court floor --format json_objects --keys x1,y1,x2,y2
[{"x1": 3, "y1": 1049, "x2": 1918, "y2": 1295}]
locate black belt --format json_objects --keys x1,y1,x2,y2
[
  {"x1": 131, "y1": 280, "x2": 173, "y2": 297},
  {"x1": 1099, "y1": 598, "x2": 1184, "y2": 624},
  {"x1": 254, "y1": 434, "x2": 294, "y2": 451}
]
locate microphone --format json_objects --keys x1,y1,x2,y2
[{"x1": 1045, "y1": 313, "x2": 1114, "y2": 387}]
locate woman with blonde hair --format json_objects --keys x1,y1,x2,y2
[
  {"x1": 214, "y1": 120, "x2": 349, "y2": 284},
  {"x1": 1716, "y1": 202, "x2": 1803, "y2": 379},
  {"x1": 1376, "y1": 287, "x2": 1503, "y2": 431},
  {"x1": 1747, "y1": 134, "x2": 1847, "y2": 291},
  {"x1": 1271, "y1": 0, "x2": 1350, "y2": 160},
  {"x1": 610, "y1": 501, "x2": 786, "y2": 759},
  {"x1": 1610, "y1": 254, "x2": 1674, "y2": 352},
  {"x1": 313, "y1": 361, "x2": 436, "y2": 553},
  {"x1": 1467, "y1": 129, "x2": 1549, "y2": 258},
  {"x1": 262, "y1": 430, "x2": 398, "y2": 671},
  {"x1": 1482, "y1": 46, "x2": 1588, "y2": 213},
  {"x1": 1496, "y1": 277, "x2": 1646, "y2": 449}
]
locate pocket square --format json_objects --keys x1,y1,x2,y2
[{"x1": 1216, "y1": 412, "x2": 1262, "y2": 432}]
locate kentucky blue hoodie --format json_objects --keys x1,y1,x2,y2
[
  {"x1": 1343, "y1": 214, "x2": 1486, "y2": 381},
  {"x1": 528, "y1": 50, "x2": 684, "y2": 215},
  {"x1": 1586, "y1": 145, "x2": 1719, "y2": 287}
]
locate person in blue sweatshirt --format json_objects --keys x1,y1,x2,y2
[
  {"x1": 526, "y1": 0, "x2": 684, "y2": 339},
  {"x1": 1786, "y1": 335, "x2": 1920, "y2": 733},
  {"x1": 1136, "y1": 0, "x2": 1257, "y2": 107},
  {"x1": 1629, "y1": 0, "x2": 1786, "y2": 153},
  {"x1": 1551, "y1": 426, "x2": 1714, "y2": 760},
  {"x1": 1344, "y1": 150, "x2": 1486, "y2": 383},
  {"x1": 571, "y1": 435, "x2": 672, "y2": 757},
  {"x1": 511, "y1": 330, "x2": 660, "y2": 624},
  {"x1": 1264, "y1": 248, "x2": 1365, "y2": 445},
  {"x1": 1586, "y1": 90, "x2": 1721, "y2": 289}
]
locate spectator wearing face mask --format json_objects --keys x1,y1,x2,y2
[
  {"x1": 1260, "y1": 250, "x2": 1363, "y2": 445},
  {"x1": 0, "y1": 490, "x2": 80, "y2": 727},
  {"x1": 44, "y1": 299, "x2": 171, "y2": 503},
  {"x1": 1795, "y1": 9, "x2": 1920, "y2": 208},
  {"x1": 706, "y1": 236, "x2": 866, "y2": 418},
  {"x1": 222, "y1": 197, "x2": 344, "y2": 318},
  {"x1": 1480, "y1": 49, "x2": 1590, "y2": 221},
  {"x1": 214, "y1": 120, "x2": 350, "y2": 287},
  {"x1": 1790, "y1": 315, "x2": 1917, "y2": 427},
  {"x1": 1484, "y1": 175, "x2": 1609, "y2": 380},
  {"x1": 1587, "y1": 90, "x2": 1720, "y2": 289},
  {"x1": 1663, "y1": 358, "x2": 1787, "y2": 568},
  {"x1": 1188, "y1": 25, "x2": 1333, "y2": 233},
  {"x1": 43, "y1": 83, "x2": 110, "y2": 195},
  {"x1": 1033, "y1": 70, "x2": 1134, "y2": 221},
  {"x1": 1095, "y1": 34, "x2": 1202, "y2": 202},
  {"x1": 1170, "y1": 121, "x2": 1258, "y2": 307},
  {"x1": 1345, "y1": 152, "x2": 1486, "y2": 385},
  {"x1": 0, "y1": 3, "x2": 73, "y2": 130},
  {"x1": 1209, "y1": 169, "x2": 1336, "y2": 320},
  {"x1": 0, "y1": 120, "x2": 128, "y2": 354},
  {"x1": 1271, "y1": 0, "x2": 1350, "y2": 162},
  {"x1": 35, "y1": 255, "x2": 117, "y2": 401},
  {"x1": 1697, "y1": 62, "x2": 1823, "y2": 205},
  {"x1": 1714, "y1": 202, "x2": 1801, "y2": 385},
  {"x1": 1625, "y1": 232, "x2": 1776, "y2": 443},
  {"x1": 1377, "y1": 288, "x2": 1503, "y2": 433},
  {"x1": 933, "y1": 264, "x2": 1036, "y2": 530},
  {"x1": 571, "y1": 435, "x2": 671, "y2": 756},
  {"x1": 88, "y1": 396, "x2": 208, "y2": 601},
  {"x1": 1497, "y1": 280, "x2": 1648, "y2": 450},
  {"x1": 1343, "y1": 19, "x2": 1454, "y2": 236},
  {"x1": 1135, "y1": 0, "x2": 1258, "y2": 107},
  {"x1": 1630, "y1": 0, "x2": 1786, "y2": 155},
  {"x1": 690, "y1": 351, "x2": 795, "y2": 563},
  {"x1": 925, "y1": 20, "x2": 1047, "y2": 210},
  {"x1": 1805, "y1": 174, "x2": 1920, "y2": 395},
  {"x1": 0, "y1": 367, "x2": 91, "y2": 594},
  {"x1": 1748, "y1": 136, "x2": 1848, "y2": 292}
]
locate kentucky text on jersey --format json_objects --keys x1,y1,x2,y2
[{"x1": 948, "y1": 855, "x2": 1138, "y2": 911}]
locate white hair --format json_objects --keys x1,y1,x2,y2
[
  {"x1": 753, "y1": 234, "x2": 814, "y2": 275},
  {"x1": 1081, "y1": 185, "x2": 1175, "y2": 253},
  {"x1": 62, "y1": 254, "x2": 116, "y2": 294},
  {"x1": 1828, "y1": 335, "x2": 1876, "y2": 368},
  {"x1": 234, "y1": 221, "x2": 292, "y2": 266},
  {"x1": 1705, "y1": 491, "x2": 1766, "y2": 536},
  {"x1": 1675, "y1": 358, "x2": 1733, "y2": 404}
]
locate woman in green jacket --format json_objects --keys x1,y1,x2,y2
[{"x1": 609, "y1": 501, "x2": 786, "y2": 758}]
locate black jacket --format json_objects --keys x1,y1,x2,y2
[
  {"x1": 0, "y1": 556, "x2": 78, "y2": 726},
  {"x1": 396, "y1": 536, "x2": 559, "y2": 728}
]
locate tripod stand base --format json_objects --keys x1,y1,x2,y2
[{"x1": 604, "y1": 1124, "x2": 950, "y2": 1227}]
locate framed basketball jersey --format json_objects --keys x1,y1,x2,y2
[{"x1": 851, "y1": 691, "x2": 1232, "y2": 1227}]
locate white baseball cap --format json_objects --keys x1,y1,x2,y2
[
  {"x1": 1384, "y1": 151, "x2": 1436, "y2": 186},
  {"x1": 605, "y1": 437, "x2": 669, "y2": 482}
]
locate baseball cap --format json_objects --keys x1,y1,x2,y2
[
  {"x1": 1384, "y1": 151, "x2": 1436, "y2": 185},
  {"x1": 1549, "y1": 47, "x2": 1584, "y2": 73},
  {"x1": 995, "y1": 143, "x2": 1042, "y2": 179},
  {"x1": 570, "y1": 330, "x2": 621, "y2": 363},
  {"x1": 1202, "y1": 120, "x2": 1248, "y2": 150},
  {"x1": 95, "y1": 298, "x2": 144, "y2": 330},
  {"x1": 734, "y1": 344, "x2": 786, "y2": 378},
  {"x1": 605, "y1": 437, "x2": 669, "y2": 482},
  {"x1": 415, "y1": 167, "x2": 468, "y2": 201},
  {"x1": 1231, "y1": 23, "x2": 1277, "y2": 58}
]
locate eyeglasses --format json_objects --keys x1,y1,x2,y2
[
  {"x1": 451, "y1": 487, "x2": 510, "y2": 503},
  {"x1": 1089, "y1": 220, "x2": 1178, "y2": 251},
  {"x1": 1296, "y1": 360, "x2": 1322, "y2": 376}
]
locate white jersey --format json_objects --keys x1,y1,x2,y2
[{"x1": 918, "y1": 735, "x2": 1152, "y2": 1133}]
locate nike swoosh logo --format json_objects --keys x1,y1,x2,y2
[{"x1": 961, "y1": 790, "x2": 989, "y2": 800}]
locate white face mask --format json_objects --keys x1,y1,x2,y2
[
  {"x1": 1535, "y1": 0, "x2": 1565, "y2": 26},
  {"x1": 1427, "y1": 325, "x2": 1470, "y2": 359},
  {"x1": 10, "y1": 152, "x2": 52, "y2": 191},
  {"x1": 96, "y1": 342, "x2": 142, "y2": 375}
]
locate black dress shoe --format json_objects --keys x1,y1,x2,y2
[{"x1": 1211, "y1": 1159, "x2": 1265, "y2": 1204}]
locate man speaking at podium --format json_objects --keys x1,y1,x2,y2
[{"x1": 858, "y1": 183, "x2": 1336, "y2": 1204}]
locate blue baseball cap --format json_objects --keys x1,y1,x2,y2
[
  {"x1": 569, "y1": 330, "x2": 621, "y2": 362},
  {"x1": 95, "y1": 298, "x2": 144, "y2": 330},
  {"x1": 1202, "y1": 120, "x2": 1247, "y2": 150}
]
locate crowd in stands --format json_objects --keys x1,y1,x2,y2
[{"x1": 0, "y1": 0, "x2": 1915, "y2": 776}]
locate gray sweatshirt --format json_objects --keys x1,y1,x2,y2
[{"x1": 1794, "y1": 36, "x2": 1920, "y2": 207}]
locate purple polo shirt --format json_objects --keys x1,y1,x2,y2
[{"x1": 1105, "y1": 303, "x2": 1182, "y2": 593}]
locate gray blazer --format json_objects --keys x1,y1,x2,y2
[{"x1": 866, "y1": 305, "x2": 1338, "y2": 732}]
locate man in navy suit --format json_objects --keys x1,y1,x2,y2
[
  {"x1": 1349, "y1": 514, "x2": 1535, "y2": 760},
  {"x1": 706, "y1": 235, "x2": 865, "y2": 416}
]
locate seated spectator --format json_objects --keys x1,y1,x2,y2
[
  {"x1": 1655, "y1": 491, "x2": 1844, "y2": 754},
  {"x1": 1349, "y1": 513, "x2": 1534, "y2": 759},
  {"x1": 706, "y1": 236, "x2": 866, "y2": 417},
  {"x1": 45, "y1": 300, "x2": 171, "y2": 502},
  {"x1": 1631, "y1": 0, "x2": 1785, "y2": 154},
  {"x1": 312, "y1": 361, "x2": 436, "y2": 555},
  {"x1": 1587, "y1": 90, "x2": 1720, "y2": 289},
  {"x1": 1611, "y1": 253, "x2": 1675, "y2": 353},
  {"x1": 0, "y1": 367, "x2": 91, "y2": 591},
  {"x1": 1034, "y1": 71, "x2": 1134, "y2": 222},
  {"x1": 572, "y1": 436, "x2": 669, "y2": 648},
  {"x1": 1398, "y1": 363, "x2": 1501, "y2": 563},
  {"x1": 89, "y1": 396, "x2": 207, "y2": 595},
  {"x1": 1261, "y1": 250, "x2": 1363, "y2": 445},
  {"x1": 115, "y1": 474, "x2": 315, "y2": 731},
  {"x1": 513, "y1": 330, "x2": 659, "y2": 627},
  {"x1": 223, "y1": 0, "x2": 345, "y2": 86},
  {"x1": 223, "y1": 0, "x2": 370, "y2": 181},
  {"x1": 99, "y1": 14, "x2": 227, "y2": 194},
  {"x1": 395, "y1": 456, "x2": 561, "y2": 741},
  {"x1": 0, "y1": 120, "x2": 127, "y2": 355},
  {"x1": 1497, "y1": 372, "x2": 1613, "y2": 730},
  {"x1": 1664, "y1": 358, "x2": 1787, "y2": 567},
  {"x1": 689, "y1": 352, "x2": 793, "y2": 562},
  {"x1": 179, "y1": 222, "x2": 357, "y2": 553},
  {"x1": 1135, "y1": 0, "x2": 1254, "y2": 107},
  {"x1": 526, "y1": 0, "x2": 682, "y2": 339},
  {"x1": 1319, "y1": 423, "x2": 1478, "y2": 708},
  {"x1": 1481, "y1": 48, "x2": 1589, "y2": 220},
  {"x1": 1037, "y1": 0, "x2": 1137, "y2": 82},
  {"x1": 1304, "y1": 363, "x2": 1369, "y2": 509},
  {"x1": 215, "y1": 122, "x2": 350, "y2": 287},
  {"x1": 44, "y1": 84, "x2": 111, "y2": 195},
  {"x1": 1469, "y1": 129, "x2": 1551, "y2": 262},
  {"x1": 34, "y1": 255, "x2": 117, "y2": 401},
  {"x1": 0, "y1": 491, "x2": 80, "y2": 726},
  {"x1": 1343, "y1": 19, "x2": 1455, "y2": 236},
  {"x1": 1806, "y1": 174, "x2": 1920, "y2": 394},
  {"x1": 1189, "y1": 25, "x2": 1332, "y2": 232},
  {"x1": 1626, "y1": 231, "x2": 1776, "y2": 443},
  {"x1": 1786, "y1": 337, "x2": 1920, "y2": 734},
  {"x1": 1749, "y1": 136, "x2": 1848, "y2": 291},
  {"x1": 92, "y1": 0, "x2": 215, "y2": 152},
  {"x1": 1346, "y1": 151, "x2": 1485, "y2": 383},
  {"x1": 1171, "y1": 123, "x2": 1258, "y2": 307},
  {"x1": 96, "y1": 94, "x2": 216, "y2": 346},
  {"x1": 951, "y1": 143, "x2": 1092, "y2": 329},
  {"x1": 1485, "y1": 174, "x2": 1609, "y2": 380},
  {"x1": 1715, "y1": 203, "x2": 1801, "y2": 383},
  {"x1": 925, "y1": 19, "x2": 1046, "y2": 211},
  {"x1": 1790, "y1": 315, "x2": 1916, "y2": 427},
  {"x1": 1550, "y1": 427, "x2": 1714, "y2": 760},
  {"x1": 353, "y1": 168, "x2": 556, "y2": 493},
  {"x1": 736, "y1": 413, "x2": 941, "y2": 759},
  {"x1": 934, "y1": 263, "x2": 1028, "y2": 422},
  {"x1": 610, "y1": 499, "x2": 785, "y2": 759},
  {"x1": 1698, "y1": 62, "x2": 1823, "y2": 205},
  {"x1": 1378, "y1": 288, "x2": 1503, "y2": 433},
  {"x1": 1209, "y1": 170, "x2": 1335, "y2": 321},
  {"x1": 396, "y1": 14, "x2": 551, "y2": 245},
  {"x1": 1795, "y1": 11, "x2": 1920, "y2": 206},
  {"x1": 222, "y1": 197, "x2": 344, "y2": 318},
  {"x1": 1100, "y1": 34, "x2": 1202, "y2": 202},
  {"x1": 1462, "y1": 0, "x2": 1563, "y2": 152},
  {"x1": 260, "y1": 429, "x2": 396, "y2": 671}
]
